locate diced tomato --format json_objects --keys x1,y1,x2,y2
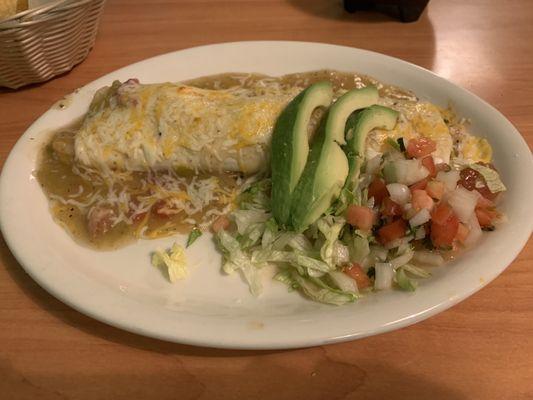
[
  {"x1": 409, "y1": 178, "x2": 428, "y2": 192},
  {"x1": 127, "y1": 199, "x2": 148, "y2": 224},
  {"x1": 87, "y1": 205, "x2": 115, "y2": 238},
  {"x1": 151, "y1": 199, "x2": 181, "y2": 218},
  {"x1": 488, "y1": 208, "x2": 500, "y2": 220},
  {"x1": 411, "y1": 189, "x2": 434, "y2": 211},
  {"x1": 346, "y1": 205, "x2": 375, "y2": 231},
  {"x1": 344, "y1": 263, "x2": 371, "y2": 289},
  {"x1": 426, "y1": 180, "x2": 445, "y2": 200},
  {"x1": 475, "y1": 192, "x2": 498, "y2": 225},
  {"x1": 430, "y1": 213, "x2": 459, "y2": 248},
  {"x1": 212, "y1": 215, "x2": 231, "y2": 233},
  {"x1": 435, "y1": 163, "x2": 451, "y2": 173},
  {"x1": 431, "y1": 203, "x2": 454, "y2": 225},
  {"x1": 378, "y1": 218, "x2": 407, "y2": 244},
  {"x1": 368, "y1": 178, "x2": 388, "y2": 206},
  {"x1": 475, "y1": 208, "x2": 497, "y2": 228},
  {"x1": 456, "y1": 223, "x2": 470, "y2": 243},
  {"x1": 476, "y1": 185, "x2": 498, "y2": 201},
  {"x1": 151, "y1": 200, "x2": 167, "y2": 218},
  {"x1": 382, "y1": 197, "x2": 403, "y2": 217},
  {"x1": 421, "y1": 156, "x2": 436, "y2": 177},
  {"x1": 476, "y1": 195, "x2": 494, "y2": 209},
  {"x1": 406, "y1": 137, "x2": 437, "y2": 158},
  {"x1": 131, "y1": 211, "x2": 147, "y2": 224}
]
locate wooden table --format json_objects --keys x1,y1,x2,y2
[{"x1": 1, "y1": 1, "x2": 532, "y2": 398}]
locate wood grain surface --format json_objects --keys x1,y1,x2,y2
[{"x1": 1, "y1": 1, "x2": 532, "y2": 399}]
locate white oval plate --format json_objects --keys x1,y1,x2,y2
[{"x1": 1, "y1": 42, "x2": 532, "y2": 349}]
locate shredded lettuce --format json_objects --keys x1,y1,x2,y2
[
  {"x1": 395, "y1": 267, "x2": 418, "y2": 291},
  {"x1": 238, "y1": 222, "x2": 266, "y2": 249},
  {"x1": 238, "y1": 179, "x2": 272, "y2": 210},
  {"x1": 230, "y1": 209, "x2": 271, "y2": 250},
  {"x1": 402, "y1": 263, "x2": 431, "y2": 278},
  {"x1": 348, "y1": 231, "x2": 371, "y2": 263},
  {"x1": 293, "y1": 272, "x2": 358, "y2": 305},
  {"x1": 251, "y1": 249, "x2": 330, "y2": 273},
  {"x1": 271, "y1": 232, "x2": 300, "y2": 250},
  {"x1": 233, "y1": 209, "x2": 270, "y2": 235},
  {"x1": 261, "y1": 218, "x2": 279, "y2": 248},
  {"x1": 295, "y1": 254, "x2": 332, "y2": 274},
  {"x1": 469, "y1": 164, "x2": 506, "y2": 193},
  {"x1": 216, "y1": 229, "x2": 266, "y2": 296},
  {"x1": 151, "y1": 243, "x2": 188, "y2": 283},
  {"x1": 386, "y1": 137, "x2": 401, "y2": 151},
  {"x1": 275, "y1": 269, "x2": 357, "y2": 305},
  {"x1": 273, "y1": 269, "x2": 298, "y2": 290},
  {"x1": 317, "y1": 216, "x2": 345, "y2": 267},
  {"x1": 288, "y1": 233, "x2": 313, "y2": 252}
]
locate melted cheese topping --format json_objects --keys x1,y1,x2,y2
[{"x1": 75, "y1": 81, "x2": 300, "y2": 175}]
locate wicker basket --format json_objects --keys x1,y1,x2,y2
[{"x1": 0, "y1": 0, "x2": 106, "y2": 89}]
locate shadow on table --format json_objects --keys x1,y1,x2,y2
[
  {"x1": 1, "y1": 234, "x2": 466, "y2": 399},
  {"x1": 0, "y1": 342, "x2": 466, "y2": 400}
]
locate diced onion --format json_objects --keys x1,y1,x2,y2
[
  {"x1": 463, "y1": 214, "x2": 482, "y2": 247},
  {"x1": 375, "y1": 262, "x2": 394, "y2": 290},
  {"x1": 409, "y1": 208, "x2": 431, "y2": 227},
  {"x1": 387, "y1": 183, "x2": 411, "y2": 205},
  {"x1": 436, "y1": 170, "x2": 460, "y2": 191},
  {"x1": 308, "y1": 269, "x2": 326, "y2": 278},
  {"x1": 403, "y1": 204, "x2": 417, "y2": 220},
  {"x1": 412, "y1": 250, "x2": 444, "y2": 266},
  {"x1": 385, "y1": 235, "x2": 414, "y2": 250},
  {"x1": 390, "y1": 249, "x2": 414, "y2": 269},
  {"x1": 397, "y1": 240, "x2": 411, "y2": 255},
  {"x1": 404, "y1": 160, "x2": 430, "y2": 186},
  {"x1": 366, "y1": 155, "x2": 382, "y2": 175},
  {"x1": 329, "y1": 271, "x2": 359, "y2": 294},
  {"x1": 351, "y1": 234, "x2": 370, "y2": 263},
  {"x1": 370, "y1": 245, "x2": 388, "y2": 261},
  {"x1": 414, "y1": 226, "x2": 426, "y2": 240},
  {"x1": 361, "y1": 255, "x2": 373, "y2": 270},
  {"x1": 393, "y1": 159, "x2": 430, "y2": 186},
  {"x1": 448, "y1": 186, "x2": 479, "y2": 222}
]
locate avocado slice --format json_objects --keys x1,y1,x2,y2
[
  {"x1": 290, "y1": 87, "x2": 379, "y2": 232},
  {"x1": 323, "y1": 86, "x2": 380, "y2": 145},
  {"x1": 271, "y1": 81, "x2": 333, "y2": 226},
  {"x1": 344, "y1": 105, "x2": 399, "y2": 190}
]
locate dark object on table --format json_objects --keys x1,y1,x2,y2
[{"x1": 343, "y1": 0, "x2": 430, "y2": 22}]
